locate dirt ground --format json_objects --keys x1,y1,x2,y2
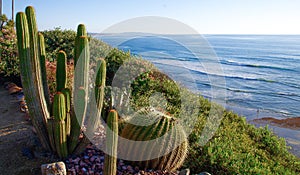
[{"x1": 0, "y1": 86, "x2": 55, "y2": 175}]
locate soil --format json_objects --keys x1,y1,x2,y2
[{"x1": 0, "y1": 86, "x2": 55, "y2": 175}]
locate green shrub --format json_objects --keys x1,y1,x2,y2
[
  {"x1": 89, "y1": 36, "x2": 111, "y2": 61},
  {"x1": 41, "y1": 27, "x2": 77, "y2": 61},
  {"x1": 0, "y1": 18, "x2": 19, "y2": 77},
  {"x1": 184, "y1": 110, "x2": 300, "y2": 174},
  {"x1": 104, "y1": 48, "x2": 131, "y2": 86}
]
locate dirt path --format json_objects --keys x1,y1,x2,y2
[{"x1": 0, "y1": 86, "x2": 53, "y2": 175}]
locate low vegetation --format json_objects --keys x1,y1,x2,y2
[
  {"x1": 5, "y1": 6, "x2": 300, "y2": 174},
  {"x1": 0, "y1": 15, "x2": 18, "y2": 77}
]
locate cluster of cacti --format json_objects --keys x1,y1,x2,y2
[
  {"x1": 16, "y1": 5, "x2": 188, "y2": 173},
  {"x1": 16, "y1": 6, "x2": 106, "y2": 158},
  {"x1": 120, "y1": 108, "x2": 188, "y2": 171}
]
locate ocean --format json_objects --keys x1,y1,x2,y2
[{"x1": 97, "y1": 34, "x2": 300, "y2": 120}]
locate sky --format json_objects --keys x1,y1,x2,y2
[{"x1": 2, "y1": 0, "x2": 300, "y2": 34}]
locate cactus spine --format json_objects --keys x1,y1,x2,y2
[
  {"x1": 53, "y1": 92, "x2": 68, "y2": 158},
  {"x1": 120, "y1": 108, "x2": 188, "y2": 171},
  {"x1": 104, "y1": 110, "x2": 118, "y2": 175},
  {"x1": 56, "y1": 51, "x2": 67, "y2": 92}
]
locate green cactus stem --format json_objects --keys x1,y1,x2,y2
[
  {"x1": 54, "y1": 120, "x2": 68, "y2": 158},
  {"x1": 56, "y1": 51, "x2": 67, "y2": 92},
  {"x1": 62, "y1": 88, "x2": 71, "y2": 136},
  {"x1": 74, "y1": 36, "x2": 90, "y2": 91},
  {"x1": 89, "y1": 59, "x2": 106, "y2": 133},
  {"x1": 16, "y1": 11, "x2": 51, "y2": 151},
  {"x1": 25, "y1": 6, "x2": 50, "y2": 125},
  {"x1": 52, "y1": 92, "x2": 68, "y2": 158},
  {"x1": 104, "y1": 110, "x2": 118, "y2": 175},
  {"x1": 120, "y1": 108, "x2": 188, "y2": 171},
  {"x1": 53, "y1": 92, "x2": 66, "y2": 121},
  {"x1": 69, "y1": 87, "x2": 86, "y2": 153},
  {"x1": 74, "y1": 59, "x2": 107, "y2": 154},
  {"x1": 74, "y1": 24, "x2": 87, "y2": 66},
  {"x1": 46, "y1": 117, "x2": 56, "y2": 152},
  {"x1": 70, "y1": 33, "x2": 90, "y2": 155},
  {"x1": 38, "y1": 32, "x2": 51, "y2": 109}
]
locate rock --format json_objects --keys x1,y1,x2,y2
[
  {"x1": 179, "y1": 169, "x2": 190, "y2": 175},
  {"x1": 198, "y1": 172, "x2": 211, "y2": 175},
  {"x1": 41, "y1": 161, "x2": 66, "y2": 175}
]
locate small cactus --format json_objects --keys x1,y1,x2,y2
[
  {"x1": 104, "y1": 110, "x2": 119, "y2": 175},
  {"x1": 53, "y1": 92, "x2": 68, "y2": 158},
  {"x1": 56, "y1": 51, "x2": 67, "y2": 92}
]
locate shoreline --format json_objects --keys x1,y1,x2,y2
[{"x1": 226, "y1": 105, "x2": 300, "y2": 158}]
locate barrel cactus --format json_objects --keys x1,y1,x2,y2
[{"x1": 120, "y1": 108, "x2": 188, "y2": 171}]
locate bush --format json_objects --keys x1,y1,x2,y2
[
  {"x1": 0, "y1": 18, "x2": 19, "y2": 77},
  {"x1": 184, "y1": 110, "x2": 300, "y2": 174},
  {"x1": 41, "y1": 27, "x2": 76, "y2": 61},
  {"x1": 104, "y1": 48, "x2": 132, "y2": 86}
]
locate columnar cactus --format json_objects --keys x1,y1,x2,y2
[
  {"x1": 16, "y1": 8, "x2": 51, "y2": 151},
  {"x1": 61, "y1": 88, "x2": 71, "y2": 136},
  {"x1": 104, "y1": 110, "x2": 118, "y2": 175},
  {"x1": 53, "y1": 92, "x2": 68, "y2": 158},
  {"x1": 92, "y1": 59, "x2": 106, "y2": 131},
  {"x1": 16, "y1": 6, "x2": 104, "y2": 158},
  {"x1": 38, "y1": 33, "x2": 51, "y2": 109},
  {"x1": 121, "y1": 108, "x2": 188, "y2": 171}
]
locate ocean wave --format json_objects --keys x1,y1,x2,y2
[{"x1": 220, "y1": 59, "x2": 298, "y2": 73}]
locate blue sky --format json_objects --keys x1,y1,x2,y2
[{"x1": 2, "y1": 0, "x2": 300, "y2": 34}]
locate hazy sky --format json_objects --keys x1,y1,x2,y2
[{"x1": 2, "y1": 0, "x2": 300, "y2": 34}]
